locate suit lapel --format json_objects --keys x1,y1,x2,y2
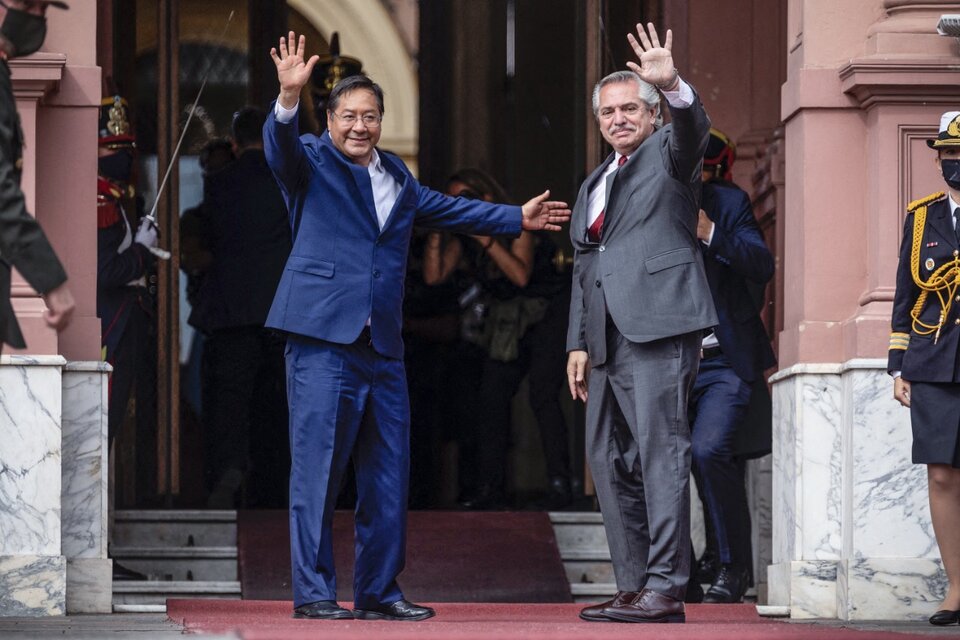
[
  {"x1": 320, "y1": 131, "x2": 380, "y2": 228},
  {"x1": 573, "y1": 154, "x2": 614, "y2": 245}
]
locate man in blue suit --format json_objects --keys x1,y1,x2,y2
[
  {"x1": 265, "y1": 32, "x2": 571, "y2": 621},
  {"x1": 689, "y1": 129, "x2": 775, "y2": 603}
]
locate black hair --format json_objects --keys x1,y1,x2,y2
[
  {"x1": 231, "y1": 106, "x2": 267, "y2": 149},
  {"x1": 327, "y1": 75, "x2": 385, "y2": 116},
  {"x1": 199, "y1": 137, "x2": 235, "y2": 174}
]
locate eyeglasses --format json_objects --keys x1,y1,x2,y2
[{"x1": 331, "y1": 112, "x2": 383, "y2": 127}]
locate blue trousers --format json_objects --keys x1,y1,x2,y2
[
  {"x1": 689, "y1": 354, "x2": 753, "y2": 568},
  {"x1": 285, "y1": 334, "x2": 409, "y2": 609}
]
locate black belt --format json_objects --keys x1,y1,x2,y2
[
  {"x1": 701, "y1": 345, "x2": 722, "y2": 360},
  {"x1": 356, "y1": 325, "x2": 373, "y2": 347}
]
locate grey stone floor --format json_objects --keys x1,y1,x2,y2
[
  {"x1": 0, "y1": 614, "x2": 233, "y2": 639},
  {"x1": 0, "y1": 613, "x2": 959, "y2": 638}
]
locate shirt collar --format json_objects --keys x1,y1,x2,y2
[
  {"x1": 949, "y1": 193, "x2": 959, "y2": 215},
  {"x1": 368, "y1": 149, "x2": 383, "y2": 175}
]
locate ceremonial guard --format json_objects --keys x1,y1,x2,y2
[
  {"x1": 889, "y1": 111, "x2": 960, "y2": 626},
  {"x1": 97, "y1": 95, "x2": 159, "y2": 516}
]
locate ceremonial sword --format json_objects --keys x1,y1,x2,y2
[{"x1": 143, "y1": 10, "x2": 236, "y2": 260}]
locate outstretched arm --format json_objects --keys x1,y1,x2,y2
[{"x1": 520, "y1": 190, "x2": 571, "y2": 232}]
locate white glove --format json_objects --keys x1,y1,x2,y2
[{"x1": 135, "y1": 218, "x2": 159, "y2": 249}]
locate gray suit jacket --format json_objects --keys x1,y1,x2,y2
[{"x1": 567, "y1": 93, "x2": 717, "y2": 366}]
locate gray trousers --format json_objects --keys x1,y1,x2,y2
[{"x1": 586, "y1": 329, "x2": 701, "y2": 600}]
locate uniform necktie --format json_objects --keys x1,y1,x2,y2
[
  {"x1": 954, "y1": 207, "x2": 960, "y2": 245},
  {"x1": 587, "y1": 155, "x2": 628, "y2": 242}
]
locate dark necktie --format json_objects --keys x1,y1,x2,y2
[
  {"x1": 954, "y1": 208, "x2": 960, "y2": 245},
  {"x1": 587, "y1": 154, "x2": 628, "y2": 242}
]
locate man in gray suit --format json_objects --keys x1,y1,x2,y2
[{"x1": 567, "y1": 23, "x2": 716, "y2": 624}]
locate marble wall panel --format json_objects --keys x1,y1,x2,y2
[
  {"x1": 0, "y1": 357, "x2": 64, "y2": 557},
  {"x1": 61, "y1": 363, "x2": 109, "y2": 560},
  {"x1": 0, "y1": 555, "x2": 65, "y2": 616}
]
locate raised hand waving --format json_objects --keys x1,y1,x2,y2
[
  {"x1": 270, "y1": 31, "x2": 320, "y2": 108},
  {"x1": 626, "y1": 23, "x2": 679, "y2": 92}
]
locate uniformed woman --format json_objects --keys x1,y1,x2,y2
[{"x1": 890, "y1": 110, "x2": 960, "y2": 626}]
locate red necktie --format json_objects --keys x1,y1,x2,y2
[{"x1": 587, "y1": 155, "x2": 628, "y2": 242}]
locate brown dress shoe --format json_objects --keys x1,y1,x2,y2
[
  {"x1": 579, "y1": 591, "x2": 639, "y2": 622},
  {"x1": 602, "y1": 588, "x2": 685, "y2": 623}
]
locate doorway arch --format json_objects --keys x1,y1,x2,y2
[{"x1": 289, "y1": 0, "x2": 419, "y2": 171}]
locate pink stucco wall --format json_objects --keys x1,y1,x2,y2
[
  {"x1": 8, "y1": 4, "x2": 100, "y2": 361},
  {"x1": 778, "y1": 0, "x2": 960, "y2": 367}
]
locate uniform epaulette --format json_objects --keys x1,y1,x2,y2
[{"x1": 907, "y1": 191, "x2": 946, "y2": 212}]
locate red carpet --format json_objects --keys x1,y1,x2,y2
[
  {"x1": 167, "y1": 600, "x2": 931, "y2": 639},
  {"x1": 237, "y1": 510, "x2": 571, "y2": 602}
]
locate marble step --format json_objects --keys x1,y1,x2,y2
[
  {"x1": 113, "y1": 510, "x2": 237, "y2": 548},
  {"x1": 112, "y1": 580, "x2": 241, "y2": 606},
  {"x1": 111, "y1": 546, "x2": 238, "y2": 581},
  {"x1": 549, "y1": 512, "x2": 609, "y2": 554}
]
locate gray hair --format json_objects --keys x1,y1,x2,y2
[{"x1": 591, "y1": 70, "x2": 663, "y2": 129}]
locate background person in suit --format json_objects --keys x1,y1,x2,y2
[
  {"x1": 265, "y1": 32, "x2": 570, "y2": 622},
  {"x1": 688, "y1": 128, "x2": 775, "y2": 604},
  {"x1": 890, "y1": 111, "x2": 960, "y2": 626},
  {"x1": 191, "y1": 106, "x2": 292, "y2": 509},
  {"x1": 0, "y1": 0, "x2": 74, "y2": 349},
  {"x1": 567, "y1": 23, "x2": 715, "y2": 624}
]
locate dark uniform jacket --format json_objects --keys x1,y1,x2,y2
[
  {"x1": 889, "y1": 192, "x2": 960, "y2": 382},
  {"x1": 701, "y1": 180, "x2": 777, "y2": 458},
  {"x1": 97, "y1": 176, "x2": 153, "y2": 359},
  {"x1": 0, "y1": 60, "x2": 67, "y2": 349}
]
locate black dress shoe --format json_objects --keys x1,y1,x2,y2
[
  {"x1": 602, "y1": 588, "x2": 686, "y2": 623},
  {"x1": 579, "y1": 591, "x2": 639, "y2": 622},
  {"x1": 293, "y1": 600, "x2": 353, "y2": 619},
  {"x1": 695, "y1": 551, "x2": 719, "y2": 585},
  {"x1": 703, "y1": 564, "x2": 750, "y2": 604},
  {"x1": 929, "y1": 609, "x2": 960, "y2": 625},
  {"x1": 684, "y1": 578, "x2": 704, "y2": 603},
  {"x1": 354, "y1": 599, "x2": 435, "y2": 621}
]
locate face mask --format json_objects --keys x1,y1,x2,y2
[
  {"x1": 0, "y1": 6, "x2": 47, "y2": 58},
  {"x1": 99, "y1": 149, "x2": 134, "y2": 185},
  {"x1": 941, "y1": 159, "x2": 960, "y2": 191}
]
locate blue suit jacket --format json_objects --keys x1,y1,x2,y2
[
  {"x1": 263, "y1": 108, "x2": 522, "y2": 359},
  {"x1": 700, "y1": 181, "x2": 776, "y2": 383}
]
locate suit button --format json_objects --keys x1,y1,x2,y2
[
  {"x1": 373, "y1": 269, "x2": 381, "y2": 278},
  {"x1": 595, "y1": 280, "x2": 601, "y2": 288},
  {"x1": 599, "y1": 245, "x2": 605, "y2": 252},
  {"x1": 955, "y1": 318, "x2": 960, "y2": 326}
]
